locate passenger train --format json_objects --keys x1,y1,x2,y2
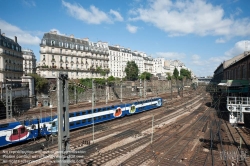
[{"x1": 0, "y1": 97, "x2": 162, "y2": 147}]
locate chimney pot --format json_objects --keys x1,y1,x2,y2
[{"x1": 15, "y1": 36, "x2": 17, "y2": 43}]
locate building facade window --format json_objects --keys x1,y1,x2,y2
[{"x1": 51, "y1": 40, "x2": 55, "y2": 46}]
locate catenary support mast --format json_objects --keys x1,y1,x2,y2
[{"x1": 57, "y1": 73, "x2": 70, "y2": 165}]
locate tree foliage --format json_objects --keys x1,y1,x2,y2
[
  {"x1": 139, "y1": 72, "x2": 152, "y2": 80},
  {"x1": 79, "y1": 78, "x2": 92, "y2": 89},
  {"x1": 78, "y1": 76, "x2": 119, "y2": 88},
  {"x1": 27, "y1": 74, "x2": 48, "y2": 93},
  {"x1": 180, "y1": 68, "x2": 191, "y2": 79},
  {"x1": 125, "y1": 61, "x2": 139, "y2": 81},
  {"x1": 166, "y1": 72, "x2": 172, "y2": 80},
  {"x1": 173, "y1": 68, "x2": 179, "y2": 80}
]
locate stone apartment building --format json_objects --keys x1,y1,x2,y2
[
  {"x1": 22, "y1": 49, "x2": 36, "y2": 74},
  {"x1": 37, "y1": 31, "x2": 109, "y2": 79},
  {"x1": 108, "y1": 45, "x2": 132, "y2": 78},
  {"x1": 0, "y1": 29, "x2": 23, "y2": 87}
]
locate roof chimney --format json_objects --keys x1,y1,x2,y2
[{"x1": 15, "y1": 36, "x2": 17, "y2": 43}]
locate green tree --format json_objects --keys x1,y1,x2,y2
[
  {"x1": 107, "y1": 76, "x2": 115, "y2": 86},
  {"x1": 125, "y1": 61, "x2": 139, "y2": 81},
  {"x1": 139, "y1": 72, "x2": 152, "y2": 80},
  {"x1": 180, "y1": 68, "x2": 191, "y2": 79},
  {"x1": 178, "y1": 75, "x2": 183, "y2": 80},
  {"x1": 27, "y1": 74, "x2": 48, "y2": 93},
  {"x1": 166, "y1": 72, "x2": 172, "y2": 80},
  {"x1": 173, "y1": 68, "x2": 179, "y2": 80},
  {"x1": 79, "y1": 78, "x2": 92, "y2": 89}
]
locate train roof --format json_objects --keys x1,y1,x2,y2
[{"x1": 0, "y1": 118, "x2": 17, "y2": 124}]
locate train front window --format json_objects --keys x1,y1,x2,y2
[
  {"x1": 20, "y1": 127, "x2": 25, "y2": 134},
  {"x1": 51, "y1": 122, "x2": 56, "y2": 127},
  {"x1": 13, "y1": 129, "x2": 18, "y2": 135}
]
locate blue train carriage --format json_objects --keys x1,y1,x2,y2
[
  {"x1": 0, "y1": 118, "x2": 41, "y2": 147},
  {"x1": 0, "y1": 97, "x2": 163, "y2": 147},
  {"x1": 127, "y1": 97, "x2": 162, "y2": 115},
  {"x1": 51, "y1": 97, "x2": 163, "y2": 134}
]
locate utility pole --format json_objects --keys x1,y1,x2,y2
[
  {"x1": 144, "y1": 79, "x2": 146, "y2": 98},
  {"x1": 120, "y1": 79, "x2": 122, "y2": 102},
  {"x1": 74, "y1": 83, "x2": 77, "y2": 104},
  {"x1": 6, "y1": 85, "x2": 12, "y2": 119},
  {"x1": 57, "y1": 73, "x2": 70, "y2": 166},
  {"x1": 151, "y1": 115, "x2": 154, "y2": 144},
  {"x1": 92, "y1": 79, "x2": 95, "y2": 143},
  {"x1": 182, "y1": 79, "x2": 184, "y2": 97},
  {"x1": 171, "y1": 79, "x2": 173, "y2": 100},
  {"x1": 40, "y1": 107, "x2": 42, "y2": 124},
  {"x1": 140, "y1": 79, "x2": 142, "y2": 98},
  {"x1": 105, "y1": 81, "x2": 108, "y2": 104}
]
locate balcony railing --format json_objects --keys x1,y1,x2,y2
[
  {"x1": 0, "y1": 51, "x2": 24, "y2": 59},
  {"x1": 0, "y1": 68, "x2": 24, "y2": 73}
]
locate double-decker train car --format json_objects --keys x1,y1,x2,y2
[{"x1": 0, "y1": 97, "x2": 162, "y2": 147}]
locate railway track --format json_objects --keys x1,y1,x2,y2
[
  {"x1": 27, "y1": 96, "x2": 202, "y2": 165},
  {"x1": 0, "y1": 88, "x2": 205, "y2": 165}
]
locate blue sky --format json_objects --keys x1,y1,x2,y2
[{"x1": 0, "y1": 0, "x2": 250, "y2": 77}]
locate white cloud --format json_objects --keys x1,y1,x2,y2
[
  {"x1": 129, "y1": 0, "x2": 250, "y2": 38},
  {"x1": 22, "y1": 0, "x2": 36, "y2": 7},
  {"x1": 225, "y1": 40, "x2": 250, "y2": 57},
  {"x1": 215, "y1": 38, "x2": 226, "y2": 43},
  {"x1": 110, "y1": 9, "x2": 123, "y2": 21},
  {"x1": 126, "y1": 24, "x2": 138, "y2": 33},
  {"x1": 62, "y1": 1, "x2": 124, "y2": 24},
  {"x1": 234, "y1": 7, "x2": 242, "y2": 16},
  {"x1": 62, "y1": 0, "x2": 111, "y2": 24},
  {"x1": 191, "y1": 54, "x2": 204, "y2": 65},
  {"x1": 155, "y1": 52, "x2": 186, "y2": 59},
  {"x1": 0, "y1": 19, "x2": 40, "y2": 45}
]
